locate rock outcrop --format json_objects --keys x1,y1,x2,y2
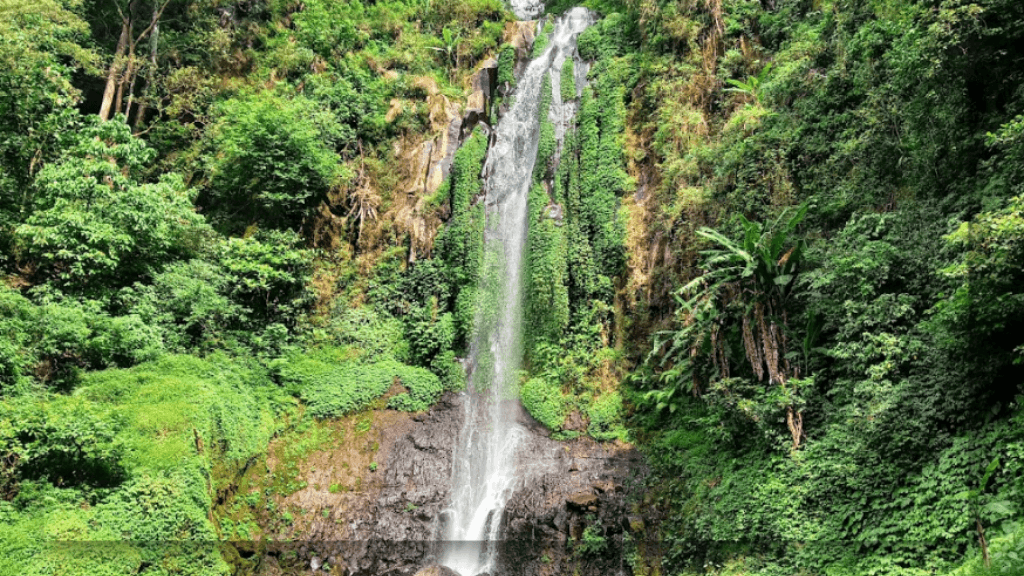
[
  {"x1": 244, "y1": 395, "x2": 462, "y2": 576},
  {"x1": 495, "y1": 434, "x2": 650, "y2": 576},
  {"x1": 413, "y1": 566, "x2": 460, "y2": 576},
  {"x1": 235, "y1": 393, "x2": 654, "y2": 576}
]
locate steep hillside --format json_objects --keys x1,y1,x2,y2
[
  {"x1": 2, "y1": 1, "x2": 1024, "y2": 576},
  {"x1": 558, "y1": 1, "x2": 1024, "y2": 575}
]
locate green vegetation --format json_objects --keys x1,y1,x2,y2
[
  {"x1": 0, "y1": 0, "x2": 511, "y2": 573},
  {"x1": 531, "y1": 19, "x2": 556, "y2": 59},
  {"x1": 497, "y1": 43, "x2": 517, "y2": 86},
  {"x1": 534, "y1": 75, "x2": 557, "y2": 182},
  {"x1": 200, "y1": 93, "x2": 349, "y2": 233},
  {"x1": 5, "y1": 0, "x2": 1024, "y2": 575},
  {"x1": 435, "y1": 129, "x2": 489, "y2": 350},
  {"x1": 579, "y1": 523, "x2": 608, "y2": 556},
  {"x1": 517, "y1": 34, "x2": 629, "y2": 441},
  {"x1": 520, "y1": 376, "x2": 568, "y2": 430},
  {"x1": 0, "y1": 355, "x2": 280, "y2": 575},
  {"x1": 560, "y1": 57, "x2": 577, "y2": 101},
  {"x1": 545, "y1": 0, "x2": 1024, "y2": 574}
]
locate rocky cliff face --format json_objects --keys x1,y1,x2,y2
[
  {"x1": 231, "y1": 394, "x2": 654, "y2": 576},
  {"x1": 228, "y1": 16, "x2": 656, "y2": 576},
  {"x1": 497, "y1": 438, "x2": 648, "y2": 576}
]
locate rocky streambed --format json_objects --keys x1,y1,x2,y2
[{"x1": 223, "y1": 392, "x2": 656, "y2": 576}]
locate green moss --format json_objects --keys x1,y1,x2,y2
[
  {"x1": 297, "y1": 359, "x2": 442, "y2": 419},
  {"x1": 525, "y1": 183, "x2": 570, "y2": 351},
  {"x1": 535, "y1": 75, "x2": 556, "y2": 183},
  {"x1": 531, "y1": 19, "x2": 555, "y2": 59},
  {"x1": 497, "y1": 43, "x2": 516, "y2": 86},
  {"x1": 437, "y1": 129, "x2": 489, "y2": 352},
  {"x1": 560, "y1": 57, "x2": 576, "y2": 101},
  {"x1": 0, "y1": 355, "x2": 282, "y2": 576},
  {"x1": 431, "y1": 349, "x2": 467, "y2": 392}
]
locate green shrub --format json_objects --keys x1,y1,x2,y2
[
  {"x1": 201, "y1": 92, "x2": 351, "y2": 232},
  {"x1": 436, "y1": 129, "x2": 489, "y2": 351},
  {"x1": 82, "y1": 355, "x2": 278, "y2": 468},
  {"x1": 1, "y1": 393, "x2": 127, "y2": 492},
  {"x1": 407, "y1": 307, "x2": 456, "y2": 366},
  {"x1": 560, "y1": 56, "x2": 576, "y2": 101},
  {"x1": 122, "y1": 259, "x2": 239, "y2": 352},
  {"x1": 531, "y1": 19, "x2": 555, "y2": 59},
  {"x1": 520, "y1": 377, "x2": 567, "y2": 430},
  {"x1": 0, "y1": 355, "x2": 277, "y2": 576},
  {"x1": 431, "y1": 350, "x2": 467, "y2": 392},
  {"x1": 276, "y1": 352, "x2": 336, "y2": 396},
  {"x1": 298, "y1": 363, "x2": 390, "y2": 419},
  {"x1": 296, "y1": 359, "x2": 441, "y2": 418},
  {"x1": 0, "y1": 287, "x2": 46, "y2": 388},
  {"x1": 497, "y1": 43, "x2": 516, "y2": 86},
  {"x1": 0, "y1": 288, "x2": 166, "y2": 390},
  {"x1": 292, "y1": 0, "x2": 365, "y2": 58},
  {"x1": 325, "y1": 305, "x2": 409, "y2": 363},
  {"x1": 579, "y1": 524, "x2": 607, "y2": 556},
  {"x1": 387, "y1": 363, "x2": 444, "y2": 412},
  {"x1": 123, "y1": 231, "x2": 313, "y2": 355},
  {"x1": 525, "y1": 184, "x2": 570, "y2": 351},
  {"x1": 12, "y1": 116, "x2": 204, "y2": 290},
  {"x1": 217, "y1": 231, "x2": 315, "y2": 327},
  {"x1": 586, "y1": 391, "x2": 625, "y2": 442},
  {"x1": 534, "y1": 75, "x2": 556, "y2": 182}
]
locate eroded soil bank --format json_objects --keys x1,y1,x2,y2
[{"x1": 220, "y1": 393, "x2": 657, "y2": 576}]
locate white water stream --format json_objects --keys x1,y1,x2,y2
[{"x1": 439, "y1": 8, "x2": 594, "y2": 576}]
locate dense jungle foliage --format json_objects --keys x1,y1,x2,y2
[
  {"x1": 0, "y1": 0, "x2": 509, "y2": 572},
  {"x1": 2, "y1": 0, "x2": 1024, "y2": 575},
  {"x1": 546, "y1": 0, "x2": 1024, "y2": 575}
]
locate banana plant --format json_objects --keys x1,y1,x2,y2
[
  {"x1": 430, "y1": 27, "x2": 460, "y2": 70},
  {"x1": 724, "y1": 62, "x2": 773, "y2": 104},
  {"x1": 680, "y1": 203, "x2": 807, "y2": 311},
  {"x1": 649, "y1": 204, "x2": 810, "y2": 447}
]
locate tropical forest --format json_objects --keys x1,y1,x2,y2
[{"x1": 1, "y1": 0, "x2": 1023, "y2": 575}]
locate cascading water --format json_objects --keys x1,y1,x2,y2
[{"x1": 439, "y1": 8, "x2": 594, "y2": 576}]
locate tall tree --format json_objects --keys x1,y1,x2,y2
[{"x1": 97, "y1": 0, "x2": 171, "y2": 122}]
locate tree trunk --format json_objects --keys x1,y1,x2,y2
[
  {"x1": 113, "y1": 60, "x2": 126, "y2": 116},
  {"x1": 978, "y1": 518, "x2": 990, "y2": 568},
  {"x1": 133, "y1": 8, "x2": 160, "y2": 132},
  {"x1": 787, "y1": 405, "x2": 803, "y2": 449},
  {"x1": 114, "y1": 10, "x2": 139, "y2": 118},
  {"x1": 99, "y1": 17, "x2": 130, "y2": 120},
  {"x1": 122, "y1": 55, "x2": 138, "y2": 120}
]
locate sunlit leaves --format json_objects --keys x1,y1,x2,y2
[
  {"x1": 201, "y1": 92, "x2": 350, "y2": 232},
  {"x1": 13, "y1": 116, "x2": 203, "y2": 290}
]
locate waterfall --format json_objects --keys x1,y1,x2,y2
[{"x1": 439, "y1": 8, "x2": 594, "y2": 576}]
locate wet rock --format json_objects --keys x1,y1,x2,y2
[
  {"x1": 504, "y1": 20, "x2": 537, "y2": 54},
  {"x1": 242, "y1": 396, "x2": 653, "y2": 576},
  {"x1": 413, "y1": 566, "x2": 460, "y2": 576},
  {"x1": 463, "y1": 59, "x2": 498, "y2": 137},
  {"x1": 593, "y1": 480, "x2": 620, "y2": 494},
  {"x1": 627, "y1": 515, "x2": 645, "y2": 532},
  {"x1": 246, "y1": 394, "x2": 464, "y2": 576},
  {"x1": 546, "y1": 203, "x2": 564, "y2": 225},
  {"x1": 496, "y1": 437, "x2": 649, "y2": 576}
]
